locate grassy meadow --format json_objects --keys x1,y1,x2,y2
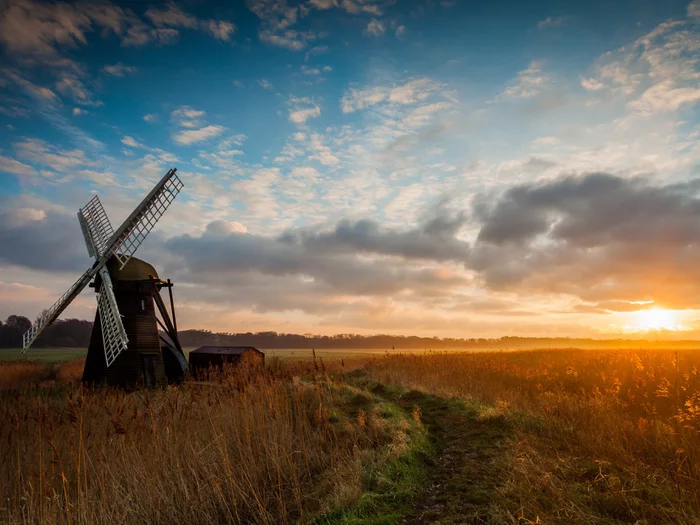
[{"x1": 2, "y1": 348, "x2": 700, "y2": 523}]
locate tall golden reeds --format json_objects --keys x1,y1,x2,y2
[
  {"x1": 0, "y1": 358, "x2": 417, "y2": 525},
  {"x1": 361, "y1": 349, "x2": 700, "y2": 522}
]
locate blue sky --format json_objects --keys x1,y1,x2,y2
[{"x1": 2, "y1": 0, "x2": 700, "y2": 338}]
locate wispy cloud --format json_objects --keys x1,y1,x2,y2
[
  {"x1": 537, "y1": 16, "x2": 567, "y2": 29},
  {"x1": 288, "y1": 96, "x2": 321, "y2": 124},
  {"x1": 499, "y1": 60, "x2": 550, "y2": 99},
  {"x1": 0, "y1": 0, "x2": 236, "y2": 57},
  {"x1": 101, "y1": 63, "x2": 137, "y2": 77},
  {"x1": 174, "y1": 125, "x2": 226, "y2": 145},
  {"x1": 364, "y1": 19, "x2": 385, "y2": 37}
]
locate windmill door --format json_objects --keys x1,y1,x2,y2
[{"x1": 142, "y1": 355, "x2": 157, "y2": 386}]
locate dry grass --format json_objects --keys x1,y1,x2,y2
[
  {"x1": 362, "y1": 349, "x2": 700, "y2": 523},
  {"x1": 6, "y1": 349, "x2": 699, "y2": 524},
  {"x1": 0, "y1": 358, "x2": 418, "y2": 525},
  {"x1": 0, "y1": 358, "x2": 85, "y2": 392}
]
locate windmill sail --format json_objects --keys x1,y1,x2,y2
[
  {"x1": 96, "y1": 266, "x2": 129, "y2": 366},
  {"x1": 77, "y1": 195, "x2": 130, "y2": 363},
  {"x1": 22, "y1": 267, "x2": 98, "y2": 352},
  {"x1": 78, "y1": 196, "x2": 115, "y2": 259},
  {"x1": 21, "y1": 168, "x2": 183, "y2": 360},
  {"x1": 107, "y1": 169, "x2": 183, "y2": 269}
]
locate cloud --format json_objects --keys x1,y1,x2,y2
[
  {"x1": 171, "y1": 106, "x2": 206, "y2": 128},
  {"x1": 288, "y1": 97, "x2": 321, "y2": 124},
  {"x1": 145, "y1": 3, "x2": 198, "y2": 29},
  {"x1": 260, "y1": 29, "x2": 316, "y2": 50},
  {"x1": 0, "y1": 156, "x2": 36, "y2": 176},
  {"x1": 173, "y1": 125, "x2": 226, "y2": 145},
  {"x1": 341, "y1": 78, "x2": 442, "y2": 113},
  {"x1": 395, "y1": 25, "x2": 406, "y2": 37},
  {"x1": 14, "y1": 138, "x2": 98, "y2": 174},
  {"x1": 120, "y1": 25, "x2": 179, "y2": 47},
  {"x1": 688, "y1": 0, "x2": 700, "y2": 18},
  {"x1": 246, "y1": 0, "x2": 317, "y2": 50},
  {"x1": 258, "y1": 79, "x2": 273, "y2": 90},
  {"x1": 101, "y1": 63, "x2": 136, "y2": 76},
  {"x1": 628, "y1": 81, "x2": 700, "y2": 114},
  {"x1": 582, "y1": 16, "x2": 700, "y2": 114},
  {"x1": 55, "y1": 74, "x2": 100, "y2": 106},
  {"x1": 3, "y1": 69, "x2": 57, "y2": 101},
  {"x1": 537, "y1": 16, "x2": 566, "y2": 29},
  {"x1": 0, "y1": 199, "x2": 87, "y2": 272},
  {"x1": 289, "y1": 106, "x2": 321, "y2": 124},
  {"x1": 0, "y1": 0, "x2": 235, "y2": 57},
  {"x1": 164, "y1": 216, "x2": 467, "y2": 303},
  {"x1": 206, "y1": 219, "x2": 247, "y2": 235},
  {"x1": 533, "y1": 136, "x2": 560, "y2": 146},
  {"x1": 364, "y1": 19, "x2": 385, "y2": 37},
  {"x1": 169, "y1": 106, "x2": 225, "y2": 144},
  {"x1": 72, "y1": 107, "x2": 87, "y2": 116},
  {"x1": 0, "y1": 0, "x2": 110, "y2": 56},
  {"x1": 204, "y1": 20, "x2": 236, "y2": 40},
  {"x1": 301, "y1": 65, "x2": 320, "y2": 75},
  {"x1": 469, "y1": 173, "x2": 700, "y2": 309},
  {"x1": 278, "y1": 208, "x2": 470, "y2": 262},
  {"x1": 307, "y1": 0, "x2": 391, "y2": 15},
  {"x1": 143, "y1": 113, "x2": 156, "y2": 122},
  {"x1": 144, "y1": 2, "x2": 235, "y2": 40},
  {"x1": 500, "y1": 60, "x2": 549, "y2": 99},
  {"x1": 580, "y1": 77, "x2": 605, "y2": 91},
  {"x1": 121, "y1": 136, "x2": 143, "y2": 148}
]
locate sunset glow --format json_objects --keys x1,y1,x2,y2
[
  {"x1": 1, "y1": 0, "x2": 700, "y2": 339},
  {"x1": 631, "y1": 308, "x2": 683, "y2": 332}
]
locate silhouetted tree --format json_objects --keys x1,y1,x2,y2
[{"x1": 6, "y1": 315, "x2": 31, "y2": 334}]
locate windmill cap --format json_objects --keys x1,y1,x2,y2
[{"x1": 107, "y1": 256, "x2": 159, "y2": 281}]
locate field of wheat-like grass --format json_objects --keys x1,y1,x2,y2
[
  {"x1": 4, "y1": 349, "x2": 700, "y2": 524},
  {"x1": 361, "y1": 349, "x2": 700, "y2": 523},
  {"x1": 0, "y1": 358, "x2": 423, "y2": 525}
]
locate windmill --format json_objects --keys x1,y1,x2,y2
[{"x1": 22, "y1": 168, "x2": 188, "y2": 388}]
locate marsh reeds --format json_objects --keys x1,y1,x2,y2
[
  {"x1": 361, "y1": 349, "x2": 700, "y2": 522},
  {"x1": 0, "y1": 359, "x2": 411, "y2": 524}
]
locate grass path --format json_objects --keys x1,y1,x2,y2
[
  {"x1": 326, "y1": 376, "x2": 513, "y2": 525},
  {"x1": 391, "y1": 389, "x2": 511, "y2": 524}
]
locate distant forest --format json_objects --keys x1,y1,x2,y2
[
  {"x1": 3, "y1": 314, "x2": 700, "y2": 350},
  {"x1": 0, "y1": 316, "x2": 92, "y2": 349}
]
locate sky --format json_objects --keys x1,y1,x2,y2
[{"x1": 1, "y1": 0, "x2": 700, "y2": 339}]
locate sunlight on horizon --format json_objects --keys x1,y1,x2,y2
[{"x1": 628, "y1": 308, "x2": 684, "y2": 333}]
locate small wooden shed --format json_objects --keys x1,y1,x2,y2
[{"x1": 189, "y1": 346, "x2": 264, "y2": 375}]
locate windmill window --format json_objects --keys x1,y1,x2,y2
[{"x1": 141, "y1": 299, "x2": 145, "y2": 311}]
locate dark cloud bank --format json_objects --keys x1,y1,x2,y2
[{"x1": 4, "y1": 173, "x2": 700, "y2": 315}]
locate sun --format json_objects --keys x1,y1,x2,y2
[{"x1": 632, "y1": 308, "x2": 682, "y2": 332}]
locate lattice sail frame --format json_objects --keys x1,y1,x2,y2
[
  {"x1": 109, "y1": 171, "x2": 183, "y2": 269},
  {"x1": 97, "y1": 266, "x2": 129, "y2": 366},
  {"x1": 22, "y1": 267, "x2": 96, "y2": 351},
  {"x1": 78, "y1": 196, "x2": 115, "y2": 258},
  {"x1": 21, "y1": 169, "x2": 184, "y2": 364},
  {"x1": 77, "y1": 196, "x2": 130, "y2": 365}
]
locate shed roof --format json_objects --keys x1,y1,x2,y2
[{"x1": 191, "y1": 346, "x2": 262, "y2": 355}]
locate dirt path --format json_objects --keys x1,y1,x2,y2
[{"x1": 391, "y1": 389, "x2": 511, "y2": 525}]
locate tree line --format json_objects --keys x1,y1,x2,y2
[
  {"x1": 3, "y1": 314, "x2": 699, "y2": 350},
  {"x1": 0, "y1": 315, "x2": 92, "y2": 348}
]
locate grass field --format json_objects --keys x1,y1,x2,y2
[
  {"x1": 2, "y1": 348, "x2": 700, "y2": 524},
  {"x1": 0, "y1": 348, "x2": 87, "y2": 362},
  {"x1": 2, "y1": 347, "x2": 425, "y2": 363}
]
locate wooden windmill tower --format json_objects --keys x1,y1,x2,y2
[{"x1": 22, "y1": 169, "x2": 188, "y2": 388}]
